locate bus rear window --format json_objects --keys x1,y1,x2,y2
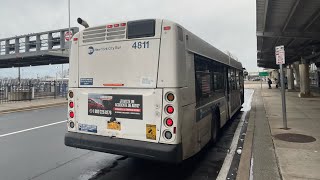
[{"x1": 127, "y1": 19, "x2": 155, "y2": 39}]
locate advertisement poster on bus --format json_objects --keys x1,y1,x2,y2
[{"x1": 88, "y1": 94, "x2": 143, "y2": 120}]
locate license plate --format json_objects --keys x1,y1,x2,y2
[{"x1": 107, "y1": 121, "x2": 121, "y2": 130}]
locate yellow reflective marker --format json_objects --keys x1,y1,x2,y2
[
  {"x1": 107, "y1": 121, "x2": 121, "y2": 130},
  {"x1": 146, "y1": 124, "x2": 156, "y2": 140}
]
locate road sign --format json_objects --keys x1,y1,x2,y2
[
  {"x1": 65, "y1": 31, "x2": 73, "y2": 41},
  {"x1": 275, "y1": 45, "x2": 288, "y2": 129},
  {"x1": 275, "y1": 45, "x2": 285, "y2": 65},
  {"x1": 259, "y1": 72, "x2": 269, "y2": 76}
]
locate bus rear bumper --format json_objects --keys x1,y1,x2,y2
[{"x1": 65, "y1": 132, "x2": 182, "y2": 163}]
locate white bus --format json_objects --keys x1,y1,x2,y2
[{"x1": 65, "y1": 19, "x2": 244, "y2": 163}]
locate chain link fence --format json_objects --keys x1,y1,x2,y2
[{"x1": 0, "y1": 79, "x2": 68, "y2": 104}]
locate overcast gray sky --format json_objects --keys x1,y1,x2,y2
[{"x1": 0, "y1": 0, "x2": 257, "y2": 78}]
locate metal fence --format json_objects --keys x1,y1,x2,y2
[{"x1": 0, "y1": 80, "x2": 68, "y2": 104}]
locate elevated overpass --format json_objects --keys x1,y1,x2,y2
[
  {"x1": 0, "y1": 27, "x2": 79, "y2": 68},
  {"x1": 256, "y1": 0, "x2": 320, "y2": 97}
]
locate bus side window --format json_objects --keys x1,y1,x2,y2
[
  {"x1": 232, "y1": 69, "x2": 236, "y2": 90},
  {"x1": 228, "y1": 68, "x2": 232, "y2": 91},
  {"x1": 212, "y1": 62, "x2": 225, "y2": 98},
  {"x1": 236, "y1": 70, "x2": 240, "y2": 90},
  {"x1": 194, "y1": 54, "x2": 233, "y2": 105},
  {"x1": 194, "y1": 55, "x2": 213, "y2": 106}
]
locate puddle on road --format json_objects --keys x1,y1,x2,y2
[{"x1": 274, "y1": 133, "x2": 316, "y2": 143}]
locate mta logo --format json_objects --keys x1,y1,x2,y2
[{"x1": 88, "y1": 46, "x2": 94, "y2": 55}]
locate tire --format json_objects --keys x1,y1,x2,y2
[{"x1": 210, "y1": 110, "x2": 220, "y2": 144}]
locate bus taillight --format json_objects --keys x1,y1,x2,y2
[
  {"x1": 166, "y1": 93, "x2": 175, "y2": 102},
  {"x1": 107, "y1": 24, "x2": 113, "y2": 28},
  {"x1": 164, "y1": 130, "x2": 173, "y2": 139},
  {"x1": 69, "y1": 111, "x2": 75, "y2": 118},
  {"x1": 165, "y1": 118, "x2": 173, "y2": 127},
  {"x1": 164, "y1": 26, "x2": 171, "y2": 30},
  {"x1": 166, "y1": 105, "x2": 174, "y2": 114},
  {"x1": 69, "y1": 101, "x2": 74, "y2": 108},
  {"x1": 121, "y1": 23, "x2": 126, "y2": 27},
  {"x1": 69, "y1": 91, "x2": 74, "y2": 98}
]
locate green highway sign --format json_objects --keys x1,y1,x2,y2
[{"x1": 259, "y1": 72, "x2": 269, "y2": 76}]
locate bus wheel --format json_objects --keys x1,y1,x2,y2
[{"x1": 210, "y1": 110, "x2": 220, "y2": 145}]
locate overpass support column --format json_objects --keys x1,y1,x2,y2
[
  {"x1": 36, "y1": 35, "x2": 41, "y2": 51},
  {"x1": 60, "y1": 31, "x2": 65, "y2": 49},
  {"x1": 48, "y1": 33, "x2": 53, "y2": 50},
  {"x1": 287, "y1": 65, "x2": 294, "y2": 91},
  {"x1": 299, "y1": 59, "x2": 312, "y2": 97},
  {"x1": 15, "y1": 38, "x2": 19, "y2": 53},
  {"x1": 25, "y1": 36, "x2": 30, "y2": 52},
  {"x1": 293, "y1": 62, "x2": 300, "y2": 87},
  {"x1": 5, "y1": 40, "x2": 10, "y2": 54}
]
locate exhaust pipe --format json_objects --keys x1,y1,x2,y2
[{"x1": 77, "y1": 18, "x2": 89, "y2": 28}]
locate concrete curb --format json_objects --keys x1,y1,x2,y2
[
  {"x1": 0, "y1": 101, "x2": 67, "y2": 114},
  {"x1": 236, "y1": 92, "x2": 256, "y2": 180}
]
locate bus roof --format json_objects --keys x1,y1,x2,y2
[{"x1": 75, "y1": 19, "x2": 243, "y2": 70}]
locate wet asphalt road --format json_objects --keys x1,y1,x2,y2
[{"x1": 0, "y1": 89, "x2": 253, "y2": 180}]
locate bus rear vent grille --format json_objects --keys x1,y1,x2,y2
[
  {"x1": 82, "y1": 25, "x2": 106, "y2": 43},
  {"x1": 82, "y1": 25, "x2": 126, "y2": 43},
  {"x1": 106, "y1": 27, "x2": 126, "y2": 40}
]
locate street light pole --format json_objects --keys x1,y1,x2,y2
[
  {"x1": 68, "y1": 0, "x2": 71, "y2": 40},
  {"x1": 66, "y1": 0, "x2": 71, "y2": 88}
]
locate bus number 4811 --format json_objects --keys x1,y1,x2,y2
[{"x1": 132, "y1": 41, "x2": 149, "y2": 49}]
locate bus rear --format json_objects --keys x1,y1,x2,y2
[{"x1": 65, "y1": 19, "x2": 183, "y2": 162}]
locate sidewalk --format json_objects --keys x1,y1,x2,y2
[
  {"x1": 238, "y1": 82, "x2": 320, "y2": 180},
  {"x1": 0, "y1": 98, "x2": 67, "y2": 113}
]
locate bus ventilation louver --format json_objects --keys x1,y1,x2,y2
[
  {"x1": 82, "y1": 24, "x2": 126, "y2": 43},
  {"x1": 82, "y1": 25, "x2": 106, "y2": 43},
  {"x1": 106, "y1": 25, "x2": 126, "y2": 40}
]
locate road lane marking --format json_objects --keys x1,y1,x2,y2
[
  {"x1": 249, "y1": 156, "x2": 254, "y2": 180},
  {"x1": 216, "y1": 89, "x2": 254, "y2": 180},
  {"x1": 0, "y1": 120, "x2": 67, "y2": 138}
]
